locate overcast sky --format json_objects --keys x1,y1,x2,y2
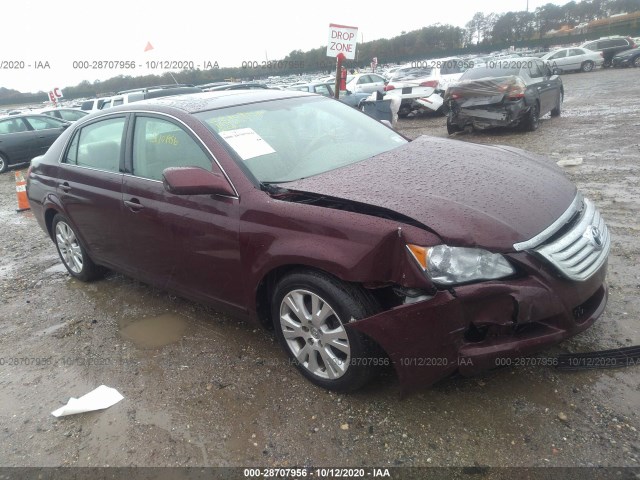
[{"x1": 2, "y1": 0, "x2": 564, "y2": 93}]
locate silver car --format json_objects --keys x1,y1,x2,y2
[
  {"x1": 344, "y1": 73, "x2": 386, "y2": 94},
  {"x1": 542, "y1": 47, "x2": 603, "y2": 73}
]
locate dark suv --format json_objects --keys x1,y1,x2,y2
[{"x1": 581, "y1": 36, "x2": 637, "y2": 67}]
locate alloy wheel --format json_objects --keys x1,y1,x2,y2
[
  {"x1": 279, "y1": 289, "x2": 350, "y2": 380},
  {"x1": 55, "y1": 221, "x2": 84, "y2": 274}
]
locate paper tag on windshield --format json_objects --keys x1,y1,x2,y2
[{"x1": 219, "y1": 128, "x2": 275, "y2": 160}]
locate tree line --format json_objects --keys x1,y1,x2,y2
[{"x1": 1, "y1": 0, "x2": 639, "y2": 106}]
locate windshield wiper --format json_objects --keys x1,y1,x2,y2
[{"x1": 260, "y1": 182, "x2": 290, "y2": 194}]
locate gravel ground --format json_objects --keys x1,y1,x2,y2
[{"x1": 0, "y1": 68, "x2": 639, "y2": 473}]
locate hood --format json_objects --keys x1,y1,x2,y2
[{"x1": 279, "y1": 136, "x2": 576, "y2": 251}]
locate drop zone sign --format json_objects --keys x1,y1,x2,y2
[{"x1": 327, "y1": 24, "x2": 358, "y2": 60}]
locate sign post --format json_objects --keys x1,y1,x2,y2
[
  {"x1": 327, "y1": 23, "x2": 358, "y2": 99},
  {"x1": 334, "y1": 53, "x2": 346, "y2": 99}
]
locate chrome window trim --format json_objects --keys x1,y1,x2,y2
[{"x1": 57, "y1": 110, "x2": 240, "y2": 199}]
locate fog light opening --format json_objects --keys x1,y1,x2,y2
[{"x1": 464, "y1": 323, "x2": 488, "y2": 343}]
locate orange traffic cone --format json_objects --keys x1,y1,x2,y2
[{"x1": 15, "y1": 170, "x2": 30, "y2": 212}]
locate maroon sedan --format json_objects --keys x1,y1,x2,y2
[{"x1": 26, "y1": 90, "x2": 610, "y2": 392}]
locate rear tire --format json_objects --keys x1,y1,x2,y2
[
  {"x1": 581, "y1": 61, "x2": 594, "y2": 72},
  {"x1": 521, "y1": 102, "x2": 540, "y2": 132},
  {"x1": 397, "y1": 107, "x2": 411, "y2": 118},
  {"x1": 52, "y1": 214, "x2": 104, "y2": 281},
  {"x1": 272, "y1": 270, "x2": 380, "y2": 392},
  {"x1": 446, "y1": 117, "x2": 462, "y2": 135}
]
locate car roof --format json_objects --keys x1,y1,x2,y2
[
  {"x1": 289, "y1": 82, "x2": 332, "y2": 88},
  {"x1": 0, "y1": 113, "x2": 63, "y2": 119},
  {"x1": 102, "y1": 89, "x2": 316, "y2": 114}
]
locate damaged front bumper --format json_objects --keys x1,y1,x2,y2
[{"x1": 347, "y1": 255, "x2": 608, "y2": 391}]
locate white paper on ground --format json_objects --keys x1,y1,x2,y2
[
  {"x1": 557, "y1": 157, "x2": 584, "y2": 167},
  {"x1": 51, "y1": 385, "x2": 124, "y2": 417}
]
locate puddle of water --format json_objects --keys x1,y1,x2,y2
[{"x1": 119, "y1": 313, "x2": 188, "y2": 349}]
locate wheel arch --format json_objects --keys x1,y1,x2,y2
[
  {"x1": 255, "y1": 264, "x2": 346, "y2": 329},
  {"x1": 254, "y1": 263, "x2": 385, "y2": 331},
  {"x1": 44, "y1": 206, "x2": 63, "y2": 239}
]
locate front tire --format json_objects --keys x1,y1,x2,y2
[
  {"x1": 272, "y1": 270, "x2": 380, "y2": 392},
  {"x1": 634, "y1": 56, "x2": 640, "y2": 68},
  {"x1": 0, "y1": 153, "x2": 8, "y2": 174},
  {"x1": 581, "y1": 61, "x2": 594, "y2": 72},
  {"x1": 52, "y1": 214, "x2": 104, "y2": 281}
]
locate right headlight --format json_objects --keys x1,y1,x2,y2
[{"x1": 407, "y1": 244, "x2": 515, "y2": 286}]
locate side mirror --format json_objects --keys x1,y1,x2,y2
[
  {"x1": 162, "y1": 167, "x2": 235, "y2": 196},
  {"x1": 61, "y1": 122, "x2": 71, "y2": 130}
]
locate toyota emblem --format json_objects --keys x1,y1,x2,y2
[{"x1": 585, "y1": 225, "x2": 603, "y2": 249}]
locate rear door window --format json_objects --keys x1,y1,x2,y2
[
  {"x1": 0, "y1": 118, "x2": 28, "y2": 134},
  {"x1": 63, "y1": 117, "x2": 126, "y2": 172},
  {"x1": 549, "y1": 50, "x2": 567, "y2": 60},
  {"x1": 59, "y1": 110, "x2": 87, "y2": 121}
]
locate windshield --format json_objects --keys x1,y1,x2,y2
[{"x1": 195, "y1": 96, "x2": 406, "y2": 183}]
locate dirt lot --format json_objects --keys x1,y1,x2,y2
[{"x1": 0, "y1": 68, "x2": 639, "y2": 473}]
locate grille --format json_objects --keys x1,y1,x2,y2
[{"x1": 514, "y1": 193, "x2": 610, "y2": 281}]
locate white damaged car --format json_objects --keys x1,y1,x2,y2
[{"x1": 383, "y1": 58, "x2": 473, "y2": 117}]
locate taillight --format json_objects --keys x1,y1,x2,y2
[
  {"x1": 384, "y1": 84, "x2": 395, "y2": 91},
  {"x1": 420, "y1": 80, "x2": 438, "y2": 88},
  {"x1": 498, "y1": 78, "x2": 526, "y2": 100}
]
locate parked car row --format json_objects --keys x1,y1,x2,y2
[
  {"x1": 0, "y1": 114, "x2": 70, "y2": 173},
  {"x1": 285, "y1": 82, "x2": 371, "y2": 108},
  {"x1": 80, "y1": 85, "x2": 203, "y2": 112}
]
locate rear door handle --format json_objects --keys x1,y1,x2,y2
[
  {"x1": 59, "y1": 182, "x2": 71, "y2": 192},
  {"x1": 124, "y1": 199, "x2": 144, "y2": 211}
]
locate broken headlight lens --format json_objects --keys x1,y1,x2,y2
[{"x1": 407, "y1": 244, "x2": 515, "y2": 286}]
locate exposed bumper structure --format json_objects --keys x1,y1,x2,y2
[{"x1": 348, "y1": 256, "x2": 608, "y2": 391}]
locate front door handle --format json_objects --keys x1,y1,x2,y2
[
  {"x1": 124, "y1": 199, "x2": 145, "y2": 211},
  {"x1": 59, "y1": 182, "x2": 71, "y2": 192}
]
